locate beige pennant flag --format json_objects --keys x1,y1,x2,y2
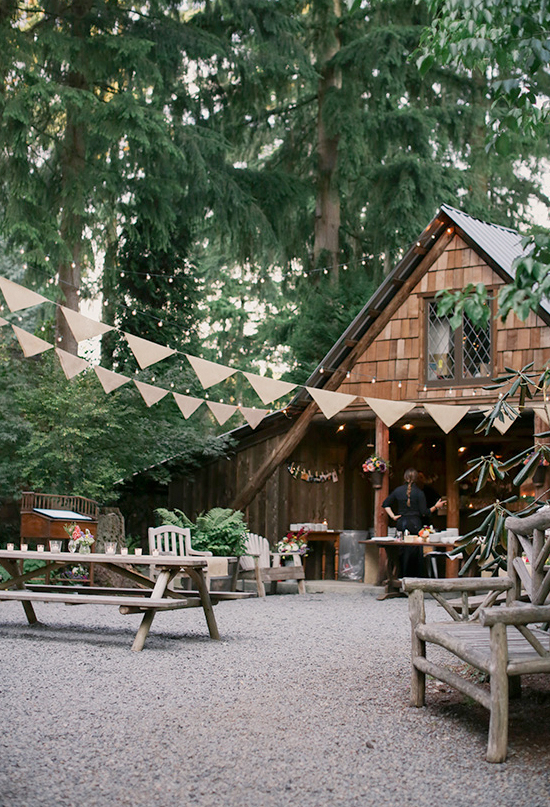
[
  {"x1": 364, "y1": 397, "x2": 416, "y2": 428},
  {"x1": 186, "y1": 354, "x2": 236, "y2": 389},
  {"x1": 55, "y1": 348, "x2": 89, "y2": 379},
  {"x1": 0, "y1": 317, "x2": 8, "y2": 326},
  {"x1": 240, "y1": 406, "x2": 270, "y2": 430},
  {"x1": 242, "y1": 372, "x2": 296, "y2": 405},
  {"x1": 531, "y1": 406, "x2": 550, "y2": 428},
  {"x1": 61, "y1": 307, "x2": 113, "y2": 343},
  {"x1": 94, "y1": 366, "x2": 131, "y2": 394},
  {"x1": 173, "y1": 392, "x2": 204, "y2": 419},
  {"x1": 305, "y1": 386, "x2": 356, "y2": 420},
  {"x1": 12, "y1": 325, "x2": 53, "y2": 357},
  {"x1": 423, "y1": 402, "x2": 471, "y2": 433},
  {"x1": 480, "y1": 407, "x2": 518, "y2": 434},
  {"x1": 0, "y1": 277, "x2": 49, "y2": 312},
  {"x1": 134, "y1": 380, "x2": 169, "y2": 407},
  {"x1": 206, "y1": 400, "x2": 237, "y2": 426},
  {"x1": 125, "y1": 332, "x2": 176, "y2": 370}
]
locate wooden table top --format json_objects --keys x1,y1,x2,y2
[
  {"x1": 0, "y1": 550, "x2": 208, "y2": 567},
  {"x1": 360, "y1": 538, "x2": 459, "y2": 549}
]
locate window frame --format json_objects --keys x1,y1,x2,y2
[{"x1": 422, "y1": 292, "x2": 495, "y2": 388}]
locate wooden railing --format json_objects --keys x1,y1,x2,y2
[{"x1": 20, "y1": 492, "x2": 100, "y2": 520}]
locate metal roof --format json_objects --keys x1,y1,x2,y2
[{"x1": 440, "y1": 204, "x2": 525, "y2": 274}]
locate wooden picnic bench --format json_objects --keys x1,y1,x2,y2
[
  {"x1": 402, "y1": 509, "x2": 550, "y2": 762},
  {"x1": 0, "y1": 549, "x2": 250, "y2": 651}
]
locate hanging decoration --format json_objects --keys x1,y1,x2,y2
[{"x1": 287, "y1": 462, "x2": 340, "y2": 483}]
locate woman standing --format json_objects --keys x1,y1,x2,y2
[
  {"x1": 382, "y1": 468, "x2": 445, "y2": 575},
  {"x1": 383, "y1": 468, "x2": 444, "y2": 535}
]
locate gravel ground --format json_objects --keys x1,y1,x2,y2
[{"x1": 0, "y1": 590, "x2": 549, "y2": 807}]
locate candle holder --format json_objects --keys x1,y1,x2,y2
[
  {"x1": 20, "y1": 543, "x2": 28, "y2": 552},
  {"x1": 105, "y1": 542, "x2": 117, "y2": 554},
  {"x1": 120, "y1": 547, "x2": 128, "y2": 555},
  {"x1": 50, "y1": 540, "x2": 62, "y2": 552},
  {"x1": 6, "y1": 543, "x2": 14, "y2": 551},
  {"x1": 37, "y1": 544, "x2": 45, "y2": 552},
  {"x1": 134, "y1": 548, "x2": 142, "y2": 556}
]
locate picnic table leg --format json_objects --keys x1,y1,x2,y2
[
  {"x1": 186, "y1": 567, "x2": 220, "y2": 640},
  {"x1": 131, "y1": 569, "x2": 172, "y2": 652},
  {"x1": 2, "y1": 559, "x2": 38, "y2": 625}
]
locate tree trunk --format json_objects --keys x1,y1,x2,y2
[{"x1": 313, "y1": 0, "x2": 342, "y2": 281}]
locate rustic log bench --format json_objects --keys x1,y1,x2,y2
[{"x1": 402, "y1": 509, "x2": 550, "y2": 763}]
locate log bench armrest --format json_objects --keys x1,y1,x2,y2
[
  {"x1": 402, "y1": 576, "x2": 513, "y2": 595},
  {"x1": 479, "y1": 603, "x2": 550, "y2": 627}
]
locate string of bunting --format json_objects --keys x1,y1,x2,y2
[
  {"x1": 287, "y1": 463, "x2": 340, "y2": 483},
  {"x1": 0, "y1": 275, "x2": 522, "y2": 435}
]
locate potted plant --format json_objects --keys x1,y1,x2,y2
[{"x1": 154, "y1": 506, "x2": 248, "y2": 590}]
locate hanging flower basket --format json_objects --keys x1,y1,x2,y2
[{"x1": 362, "y1": 456, "x2": 388, "y2": 488}]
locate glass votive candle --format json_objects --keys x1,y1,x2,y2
[
  {"x1": 20, "y1": 543, "x2": 28, "y2": 552},
  {"x1": 37, "y1": 544, "x2": 45, "y2": 552},
  {"x1": 105, "y1": 542, "x2": 116, "y2": 554},
  {"x1": 134, "y1": 547, "x2": 142, "y2": 556},
  {"x1": 152, "y1": 548, "x2": 159, "y2": 556},
  {"x1": 50, "y1": 540, "x2": 62, "y2": 552},
  {"x1": 120, "y1": 547, "x2": 128, "y2": 555},
  {"x1": 6, "y1": 543, "x2": 15, "y2": 551}
]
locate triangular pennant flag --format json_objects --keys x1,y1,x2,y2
[
  {"x1": 206, "y1": 400, "x2": 237, "y2": 426},
  {"x1": 0, "y1": 277, "x2": 49, "y2": 312},
  {"x1": 186, "y1": 354, "x2": 236, "y2": 389},
  {"x1": 173, "y1": 392, "x2": 204, "y2": 419},
  {"x1": 242, "y1": 372, "x2": 297, "y2": 405},
  {"x1": 531, "y1": 406, "x2": 550, "y2": 428},
  {"x1": 423, "y1": 403, "x2": 471, "y2": 434},
  {"x1": 479, "y1": 407, "x2": 518, "y2": 435},
  {"x1": 94, "y1": 366, "x2": 131, "y2": 394},
  {"x1": 240, "y1": 406, "x2": 270, "y2": 430},
  {"x1": 134, "y1": 380, "x2": 169, "y2": 407},
  {"x1": 55, "y1": 348, "x2": 89, "y2": 379},
  {"x1": 0, "y1": 317, "x2": 8, "y2": 326},
  {"x1": 125, "y1": 332, "x2": 176, "y2": 370},
  {"x1": 61, "y1": 307, "x2": 113, "y2": 343},
  {"x1": 305, "y1": 386, "x2": 356, "y2": 420},
  {"x1": 12, "y1": 325, "x2": 53, "y2": 357},
  {"x1": 364, "y1": 397, "x2": 415, "y2": 428}
]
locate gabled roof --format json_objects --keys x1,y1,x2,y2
[{"x1": 300, "y1": 205, "x2": 532, "y2": 399}]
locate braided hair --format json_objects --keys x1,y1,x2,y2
[{"x1": 403, "y1": 468, "x2": 419, "y2": 508}]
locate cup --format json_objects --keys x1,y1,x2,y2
[
  {"x1": 120, "y1": 547, "x2": 128, "y2": 556},
  {"x1": 152, "y1": 548, "x2": 160, "y2": 556},
  {"x1": 37, "y1": 544, "x2": 45, "y2": 552},
  {"x1": 6, "y1": 543, "x2": 14, "y2": 551},
  {"x1": 105, "y1": 542, "x2": 117, "y2": 554},
  {"x1": 49, "y1": 540, "x2": 62, "y2": 552},
  {"x1": 20, "y1": 543, "x2": 28, "y2": 552},
  {"x1": 134, "y1": 547, "x2": 142, "y2": 556}
]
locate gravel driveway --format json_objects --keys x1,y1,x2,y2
[{"x1": 0, "y1": 589, "x2": 549, "y2": 807}]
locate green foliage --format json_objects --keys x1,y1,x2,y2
[{"x1": 154, "y1": 506, "x2": 248, "y2": 556}]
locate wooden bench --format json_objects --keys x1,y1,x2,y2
[
  {"x1": 237, "y1": 533, "x2": 306, "y2": 597},
  {"x1": 402, "y1": 509, "x2": 550, "y2": 763}
]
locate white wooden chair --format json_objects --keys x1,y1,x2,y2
[
  {"x1": 148, "y1": 525, "x2": 212, "y2": 589},
  {"x1": 237, "y1": 532, "x2": 306, "y2": 597}
]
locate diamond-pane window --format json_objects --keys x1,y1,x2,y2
[{"x1": 426, "y1": 299, "x2": 492, "y2": 385}]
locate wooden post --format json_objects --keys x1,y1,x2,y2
[
  {"x1": 409, "y1": 589, "x2": 426, "y2": 707},
  {"x1": 374, "y1": 417, "x2": 390, "y2": 537},
  {"x1": 131, "y1": 568, "x2": 172, "y2": 652},
  {"x1": 487, "y1": 622, "x2": 509, "y2": 763},
  {"x1": 445, "y1": 431, "x2": 460, "y2": 530}
]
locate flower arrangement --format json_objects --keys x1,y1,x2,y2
[
  {"x1": 362, "y1": 456, "x2": 388, "y2": 474},
  {"x1": 64, "y1": 523, "x2": 95, "y2": 553},
  {"x1": 276, "y1": 527, "x2": 309, "y2": 555}
]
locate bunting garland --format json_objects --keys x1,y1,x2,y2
[
  {"x1": 287, "y1": 462, "x2": 340, "y2": 483},
  {"x1": 0, "y1": 275, "x2": 529, "y2": 437}
]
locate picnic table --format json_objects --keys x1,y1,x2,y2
[{"x1": 0, "y1": 549, "x2": 248, "y2": 651}]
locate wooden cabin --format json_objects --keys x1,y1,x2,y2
[{"x1": 133, "y1": 205, "x2": 550, "y2": 578}]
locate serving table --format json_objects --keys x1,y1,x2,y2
[
  {"x1": 303, "y1": 530, "x2": 340, "y2": 580},
  {"x1": 0, "y1": 550, "x2": 249, "y2": 651},
  {"x1": 361, "y1": 538, "x2": 461, "y2": 599}
]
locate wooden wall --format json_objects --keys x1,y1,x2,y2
[
  {"x1": 338, "y1": 234, "x2": 550, "y2": 404},
  {"x1": 168, "y1": 423, "x2": 373, "y2": 542}
]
